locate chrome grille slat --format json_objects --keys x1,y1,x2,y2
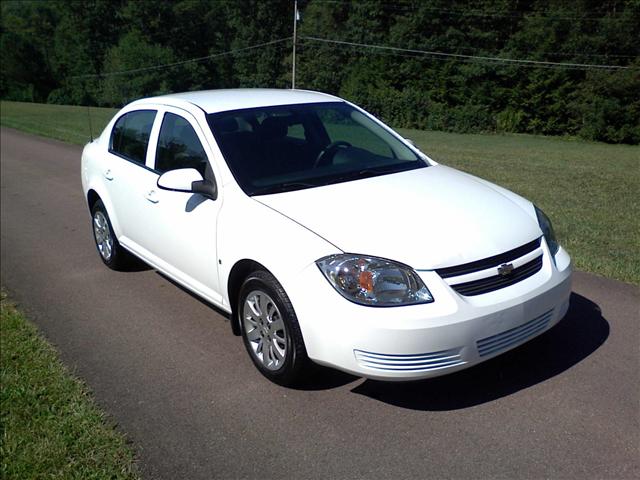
[
  {"x1": 358, "y1": 354, "x2": 461, "y2": 367},
  {"x1": 478, "y1": 323, "x2": 548, "y2": 357},
  {"x1": 354, "y1": 348, "x2": 465, "y2": 372},
  {"x1": 356, "y1": 349, "x2": 457, "y2": 360},
  {"x1": 357, "y1": 360, "x2": 465, "y2": 372},
  {"x1": 477, "y1": 315, "x2": 549, "y2": 350},
  {"x1": 477, "y1": 310, "x2": 553, "y2": 357}
]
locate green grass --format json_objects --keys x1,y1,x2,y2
[
  {"x1": 0, "y1": 290, "x2": 140, "y2": 480},
  {"x1": 1, "y1": 100, "x2": 638, "y2": 284},
  {"x1": 397, "y1": 128, "x2": 640, "y2": 285},
  {"x1": 0, "y1": 101, "x2": 117, "y2": 145}
]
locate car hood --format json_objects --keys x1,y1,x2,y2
[{"x1": 255, "y1": 165, "x2": 541, "y2": 269}]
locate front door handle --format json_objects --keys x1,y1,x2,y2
[
  {"x1": 104, "y1": 169, "x2": 114, "y2": 181},
  {"x1": 144, "y1": 190, "x2": 159, "y2": 204}
]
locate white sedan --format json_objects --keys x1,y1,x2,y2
[{"x1": 81, "y1": 89, "x2": 572, "y2": 385}]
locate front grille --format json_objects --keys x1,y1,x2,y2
[
  {"x1": 449, "y1": 255, "x2": 543, "y2": 296},
  {"x1": 436, "y1": 238, "x2": 541, "y2": 279},
  {"x1": 354, "y1": 348, "x2": 464, "y2": 372},
  {"x1": 476, "y1": 309, "x2": 553, "y2": 357}
]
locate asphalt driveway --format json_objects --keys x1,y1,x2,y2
[{"x1": 1, "y1": 127, "x2": 638, "y2": 479}]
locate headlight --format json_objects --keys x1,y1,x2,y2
[
  {"x1": 535, "y1": 206, "x2": 559, "y2": 256},
  {"x1": 316, "y1": 254, "x2": 433, "y2": 306}
]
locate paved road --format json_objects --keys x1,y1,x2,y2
[{"x1": 1, "y1": 127, "x2": 638, "y2": 479}]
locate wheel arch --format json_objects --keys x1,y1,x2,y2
[
  {"x1": 87, "y1": 189, "x2": 101, "y2": 212},
  {"x1": 85, "y1": 186, "x2": 123, "y2": 239},
  {"x1": 227, "y1": 259, "x2": 272, "y2": 336}
]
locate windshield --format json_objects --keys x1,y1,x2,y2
[{"x1": 207, "y1": 102, "x2": 427, "y2": 196}]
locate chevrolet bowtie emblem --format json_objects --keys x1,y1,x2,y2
[{"x1": 497, "y1": 263, "x2": 514, "y2": 276}]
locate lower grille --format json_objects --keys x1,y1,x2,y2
[
  {"x1": 354, "y1": 348, "x2": 464, "y2": 372},
  {"x1": 476, "y1": 309, "x2": 553, "y2": 357},
  {"x1": 451, "y1": 255, "x2": 543, "y2": 296}
]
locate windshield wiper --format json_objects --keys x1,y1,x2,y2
[
  {"x1": 326, "y1": 168, "x2": 391, "y2": 185},
  {"x1": 250, "y1": 181, "x2": 318, "y2": 196},
  {"x1": 250, "y1": 164, "x2": 423, "y2": 195}
]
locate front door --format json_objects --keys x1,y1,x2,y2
[{"x1": 140, "y1": 108, "x2": 223, "y2": 304}]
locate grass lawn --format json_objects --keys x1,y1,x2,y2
[
  {"x1": 0, "y1": 101, "x2": 117, "y2": 145},
  {"x1": 397, "y1": 128, "x2": 639, "y2": 285},
  {"x1": 0, "y1": 290, "x2": 139, "y2": 479},
  {"x1": 1, "y1": 100, "x2": 638, "y2": 284}
]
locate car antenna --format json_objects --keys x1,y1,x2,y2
[
  {"x1": 83, "y1": 82, "x2": 94, "y2": 142},
  {"x1": 86, "y1": 104, "x2": 94, "y2": 142}
]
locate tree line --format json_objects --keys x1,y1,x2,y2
[{"x1": 1, "y1": 0, "x2": 638, "y2": 144}]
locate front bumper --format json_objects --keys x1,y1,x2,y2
[{"x1": 287, "y1": 243, "x2": 572, "y2": 381}]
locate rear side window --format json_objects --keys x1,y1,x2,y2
[
  {"x1": 110, "y1": 110, "x2": 156, "y2": 165},
  {"x1": 155, "y1": 113, "x2": 208, "y2": 176}
]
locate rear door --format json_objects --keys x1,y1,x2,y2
[{"x1": 105, "y1": 109, "x2": 161, "y2": 254}]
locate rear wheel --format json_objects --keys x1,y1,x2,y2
[
  {"x1": 239, "y1": 270, "x2": 310, "y2": 386},
  {"x1": 91, "y1": 200, "x2": 131, "y2": 270}
]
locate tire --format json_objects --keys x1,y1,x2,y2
[
  {"x1": 238, "y1": 270, "x2": 310, "y2": 386},
  {"x1": 91, "y1": 199, "x2": 131, "y2": 270}
]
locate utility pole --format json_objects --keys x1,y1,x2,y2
[{"x1": 292, "y1": 0, "x2": 298, "y2": 89}]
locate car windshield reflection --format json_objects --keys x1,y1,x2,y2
[{"x1": 207, "y1": 102, "x2": 427, "y2": 196}]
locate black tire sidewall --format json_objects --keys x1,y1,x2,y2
[
  {"x1": 238, "y1": 271, "x2": 307, "y2": 385},
  {"x1": 91, "y1": 200, "x2": 121, "y2": 269}
]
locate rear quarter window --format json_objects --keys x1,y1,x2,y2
[{"x1": 109, "y1": 110, "x2": 157, "y2": 165}]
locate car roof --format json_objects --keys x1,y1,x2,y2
[{"x1": 131, "y1": 88, "x2": 343, "y2": 114}]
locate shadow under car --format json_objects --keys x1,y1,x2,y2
[{"x1": 349, "y1": 292, "x2": 608, "y2": 410}]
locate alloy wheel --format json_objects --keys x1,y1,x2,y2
[
  {"x1": 242, "y1": 290, "x2": 287, "y2": 371},
  {"x1": 93, "y1": 210, "x2": 114, "y2": 262}
]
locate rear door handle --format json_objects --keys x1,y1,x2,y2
[
  {"x1": 104, "y1": 169, "x2": 114, "y2": 181},
  {"x1": 144, "y1": 190, "x2": 159, "y2": 204}
]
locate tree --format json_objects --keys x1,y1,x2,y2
[{"x1": 1, "y1": 0, "x2": 637, "y2": 143}]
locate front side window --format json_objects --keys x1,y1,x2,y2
[
  {"x1": 207, "y1": 102, "x2": 425, "y2": 196},
  {"x1": 155, "y1": 113, "x2": 209, "y2": 177},
  {"x1": 110, "y1": 110, "x2": 156, "y2": 165}
]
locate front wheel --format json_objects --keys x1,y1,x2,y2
[{"x1": 239, "y1": 270, "x2": 310, "y2": 386}]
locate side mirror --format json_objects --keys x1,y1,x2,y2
[
  {"x1": 404, "y1": 138, "x2": 417, "y2": 147},
  {"x1": 157, "y1": 168, "x2": 217, "y2": 200}
]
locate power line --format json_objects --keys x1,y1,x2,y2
[
  {"x1": 311, "y1": 0, "x2": 637, "y2": 21},
  {"x1": 70, "y1": 37, "x2": 292, "y2": 79},
  {"x1": 512, "y1": 51, "x2": 637, "y2": 59},
  {"x1": 298, "y1": 41, "x2": 608, "y2": 71},
  {"x1": 300, "y1": 36, "x2": 634, "y2": 70},
  {"x1": 303, "y1": 30, "x2": 636, "y2": 59}
]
